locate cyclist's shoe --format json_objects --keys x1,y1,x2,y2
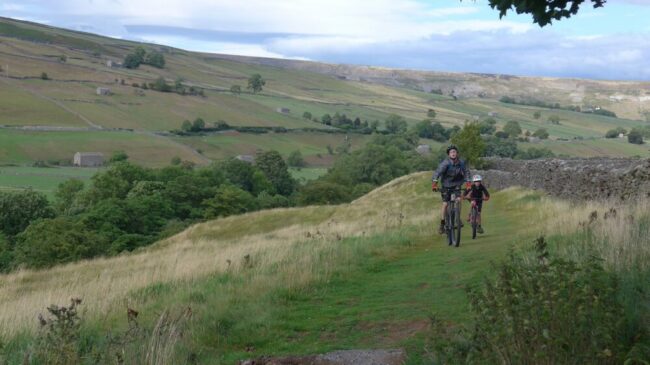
[{"x1": 477, "y1": 225, "x2": 484, "y2": 234}]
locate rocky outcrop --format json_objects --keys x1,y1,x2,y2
[{"x1": 476, "y1": 158, "x2": 650, "y2": 200}]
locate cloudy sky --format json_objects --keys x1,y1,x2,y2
[{"x1": 2, "y1": 0, "x2": 650, "y2": 80}]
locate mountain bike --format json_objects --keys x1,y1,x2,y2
[
  {"x1": 444, "y1": 187, "x2": 462, "y2": 247},
  {"x1": 469, "y1": 199, "x2": 480, "y2": 239}
]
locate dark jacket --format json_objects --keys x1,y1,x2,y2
[
  {"x1": 432, "y1": 158, "x2": 470, "y2": 188},
  {"x1": 465, "y1": 184, "x2": 490, "y2": 200}
]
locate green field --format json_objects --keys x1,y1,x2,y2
[
  {"x1": 0, "y1": 166, "x2": 98, "y2": 197},
  {"x1": 0, "y1": 129, "x2": 205, "y2": 166},
  {"x1": 289, "y1": 167, "x2": 328, "y2": 182}
]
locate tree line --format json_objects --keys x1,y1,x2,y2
[
  {"x1": 0, "y1": 151, "x2": 298, "y2": 271},
  {"x1": 500, "y1": 96, "x2": 617, "y2": 118}
]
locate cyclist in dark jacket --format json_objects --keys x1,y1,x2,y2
[
  {"x1": 464, "y1": 174, "x2": 490, "y2": 234},
  {"x1": 431, "y1": 145, "x2": 471, "y2": 235}
]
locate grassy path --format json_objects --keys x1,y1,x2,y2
[{"x1": 211, "y1": 190, "x2": 541, "y2": 363}]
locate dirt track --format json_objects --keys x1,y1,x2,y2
[{"x1": 239, "y1": 349, "x2": 406, "y2": 365}]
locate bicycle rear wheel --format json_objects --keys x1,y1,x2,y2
[{"x1": 471, "y1": 206, "x2": 478, "y2": 239}]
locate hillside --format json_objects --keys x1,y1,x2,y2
[
  {"x1": 2, "y1": 169, "x2": 647, "y2": 364},
  {"x1": 1, "y1": 16, "x2": 650, "y2": 174}
]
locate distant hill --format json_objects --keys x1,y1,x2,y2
[{"x1": 1, "y1": 16, "x2": 649, "y2": 167}]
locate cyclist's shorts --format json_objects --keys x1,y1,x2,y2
[{"x1": 441, "y1": 186, "x2": 462, "y2": 202}]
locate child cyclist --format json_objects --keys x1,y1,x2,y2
[{"x1": 464, "y1": 175, "x2": 490, "y2": 234}]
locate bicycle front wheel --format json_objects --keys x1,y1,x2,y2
[
  {"x1": 446, "y1": 201, "x2": 455, "y2": 246},
  {"x1": 454, "y1": 202, "x2": 462, "y2": 247}
]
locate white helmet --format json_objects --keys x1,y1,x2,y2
[{"x1": 472, "y1": 175, "x2": 483, "y2": 182}]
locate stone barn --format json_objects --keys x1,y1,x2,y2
[
  {"x1": 96, "y1": 87, "x2": 111, "y2": 96},
  {"x1": 235, "y1": 155, "x2": 255, "y2": 164},
  {"x1": 276, "y1": 107, "x2": 290, "y2": 114},
  {"x1": 74, "y1": 152, "x2": 104, "y2": 167}
]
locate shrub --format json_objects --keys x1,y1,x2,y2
[
  {"x1": 33, "y1": 298, "x2": 84, "y2": 365},
  {"x1": 628, "y1": 129, "x2": 644, "y2": 144},
  {"x1": 297, "y1": 180, "x2": 350, "y2": 205},
  {"x1": 15, "y1": 217, "x2": 110, "y2": 268},
  {"x1": 287, "y1": 150, "x2": 306, "y2": 168},
  {"x1": 433, "y1": 237, "x2": 628, "y2": 364},
  {"x1": 532, "y1": 127, "x2": 550, "y2": 139}
]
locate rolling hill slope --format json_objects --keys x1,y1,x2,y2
[
  {"x1": 2, "y1": 16, "x2": 650, "y2": 170},
  {"x1": 0, "y1": 171, "x2": 632, "y2": 364}
]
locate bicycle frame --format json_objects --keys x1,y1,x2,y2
[{"x1": 444, "y1": 187, "x2": 462, "y2": 247}]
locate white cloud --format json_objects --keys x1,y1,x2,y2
[{"x1": 2, "y1": 0, "x2": 649, "y2": 80}]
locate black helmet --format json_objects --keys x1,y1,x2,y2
[{"x1": 446, "y1": 144, "x2": 458, "y2": 154}]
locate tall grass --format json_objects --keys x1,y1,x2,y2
[{"x1": 0, "y1": 172, "x2": 431, "y2": 339}]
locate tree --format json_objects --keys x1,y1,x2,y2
[
  {"x1": 413, "y1": 120, "x2": 448, "y2": 141},
  {"x1": 109, "y1": 151, "x2": 129, "y2": 163},
  {"x1": 191, "y1": 117, "x2": 205, "y2": 132},
  {"x1": 144, "y1": 50, "x2": 165, "y2": 68},
  {"x1": 15, "y1": 217, "x2": 109, "y2": 268},
  {"x1": 54, "y1": 179, "x2": 85, "y2": 215},
  {"x1": 133, "y1": 46, "x2": 146, "y2": 61},
  {"x1": 548, "y1": 115, "x2": 561, "y2": 125},
  {"x1": 302, "y1": 111, "x2": 312, "y2": 120},
  {"x1": 479, "y1": 118, "x2": 497, "y2": 135},
  {"x1": 450, "y1": 122, "x2": 485, "y2": 168},
  {"x1": 123, "y1": 46, "x2": 146, "y2": 69},
  {"x1": 532, "y1": 128, "x2": 549, "y2": 139},
  {"x1": 181, "y1": 120, "x2": 193, "y2": 132},
  {"x1": 481, "y1": 0, "x2": 606, "y2": 27},
  {"x1": 0, "y1": 232, "x2": 12, "y2": 272},
  {"x1": 123, "y1": 54, "x2": 141, "y2": 69},
  {"x1": 321, "y1": 114, "x2": 332, "y2": 125},
  {"x1": 297, "y1": 181, "x2": 350, "y2": 205},
  {"x1": 230, "y1": 85, "x2": 241, "y2": 95},
  {"x1": 503, "y1": 120, "x2": 522, "y2": 138},
  {"x1": 385, "y1": 114, "x2": 408, "y2": 134},
  {"x1": 427, "y1": 109, "x2": 437, "y2": 119},
  {"x1": 255, "y1": 150, "x2": 296, "y2": 196},
  {"x1": 0, "y1": 190, "x2": 54, "y2": 236},
  {"x1": 88, "y1": 162, "x2": 150, "y2": 202},
  {"x1": 40, "y1": 72, "x2": 49, "y2": 80},
  {"x1": 604, "y1": 129, "x2": 618, "y2": 138},
  {"x1": 222, "y1": 158, "x2": 257, "y2": 192},
  {"x1": 628, "y1": 129, "x2": 644, "y2": 145},
  {"x1": 483, "y1": 136, "x2": 518, "y2": 158},
  {"x1": 202, "y1": 185, "x2": 256, "y2": 219},
  {"x1": 153, "y1": 77, "x2": 171, "y2": 92},
  {"x1": 247, "y1": 73, "x2": 266, "y2": 94},
  {"x1": 533, "y1": 111, "x2": 541, "y2": 119},
  {"x1": 287, "y1": 150, "x2": 306, "y2": 168}
]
